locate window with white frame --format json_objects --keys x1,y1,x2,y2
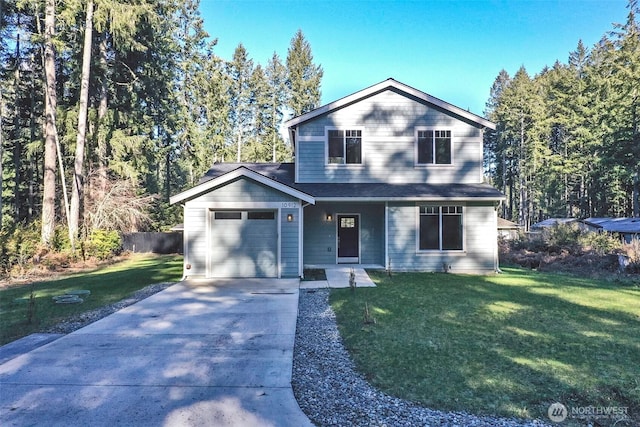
[
  {"x1": 328, "y1": 129, "x2": 362, "y2": 164},
  {"x1": 417, "y1": 129, "x2": 452, "y2": 164},
  {"x1": 419, "y1": 205, "x2": 463, "y2": 250}
]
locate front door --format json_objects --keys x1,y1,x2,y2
[{"x1": 337, "y1": 214, "x2": 359, "y2": 263}]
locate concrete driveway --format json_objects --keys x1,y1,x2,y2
[{"x1": 0, "y1": 279, "x2": 313, "y2": 427}]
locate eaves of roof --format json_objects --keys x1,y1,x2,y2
[
  {"x1": 293, "y1": 182, "x2": 505, "y2": 201},
  {"x1": 169, "y1": 166, "x2": 314, "y2": 205},
  {"x1": 174, "y1": 163, "x2": 505, "y2": 203}
]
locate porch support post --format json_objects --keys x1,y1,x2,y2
[
  {"x1": 299, "y1": 202, "x2": 305, "y2": 278},
  {"x1": 385, "y1": 202, "x2": 389, "y2": 270}
]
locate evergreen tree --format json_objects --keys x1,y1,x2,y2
[
  {"x1": 264, "y1": 52, "x2": 289, "y2": 162},
  {"x1": 226, "y1": 43, "x2": 254, "y2": 162},
  {"x1": 286, "y1": 29, "x2": 323, "y2": 117}
]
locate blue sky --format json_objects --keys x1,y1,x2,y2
[{"x1": 199, "y1": 0, "x2": 628, "y2": 116}]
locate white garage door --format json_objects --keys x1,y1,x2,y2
[{"x1": 209, "y1": 210, "x2": 278, "y2": 278}]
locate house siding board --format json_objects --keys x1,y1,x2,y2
[
  {"x1": 195, "y1": 177, "x2": 293, "y2": 203},
  {"x1": 303, "y1": 202, "x2": 385, "y2": 265},
  {"x1": 295, "y1": 89, "x2": 483, "y2": 184},
  {"x1": 183, "y1": 206, "x2": 207, "y2": 276},
  {"x1": 387, "y1": 202, "x2": 496, "y2": 273},
  {"x1": 280, "y1": 208, "x2": 299, "y2": 277}
]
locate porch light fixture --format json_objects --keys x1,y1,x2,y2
[
  {"x1": 287, "y1": 213, "x2": 294, "y2": 222},
  {"x1": 326, "y1": 213, "x2": 333, "y2": 221}
]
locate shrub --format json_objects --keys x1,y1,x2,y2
[
  {"x1": 84, "y1": 230, "x2": 122, "y2": 260},
  {"x1": 510, "y1": 232, "x2": 547, "y2": 252},
  {"x1": 622, "y1": 239, "x2": 640, "y2": 273},
  {"x1": 579, "y1": 231, "x2": 622, "y2": 255},
  {"x1": 0, "y1": 221, "x2": 41, "y2": 276},
  {"x1": 545, "y1": 223, "x2": 582, "y2": 253},
  {"x1": 51, "y1": 226, "x2": 72, "y2": 253}
]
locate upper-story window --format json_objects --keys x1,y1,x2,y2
[
  {"x1": 328, "y1": 129, "x2": 362, "y2": 164},
  {"x1": 416, "y1": 129, "x2": 452, "y2": 165}
]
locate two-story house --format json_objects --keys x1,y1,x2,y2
[{"x1": 170, "y1": 78, "x2": 504, "y2": 278}]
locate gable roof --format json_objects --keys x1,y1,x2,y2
[
  {"x1": 498, "y1": 218, "x2": 521, "y2": 229},
  {"x1": 169, "y1": 165, "x2": 315, "y2": 205},
  {"x1": 284, "y1": 78, "x2": 496, "y2": 134}
]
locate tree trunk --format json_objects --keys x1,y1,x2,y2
[
  {"x1": 634, "y1": 172, "x2": 640, "y2": 217},
  {"x1": 29, "y1": 55, "x2": 37, "y2": 221},
  {"x1": 236, "y1": 131, "x2": 241, "y2": 162},
  {"x1": 13, "y1": 31, "x2": 22, "y2": 221},
  {"x1": 0, "y1": 94, "x2": 3, "y2": 230},
  {"x1": 97, "y1": 36, "x2": 109, "y2": 193},
  {"x1": 70, "y1": 0, "x2": 94, "y2": 245},
  {"x1": 41, "y1": 0, "x2": 58, "y2": 247}
]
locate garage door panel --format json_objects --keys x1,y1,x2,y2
[{"x1": 209, "y1": 211, "x2": 278, "y2": 278}]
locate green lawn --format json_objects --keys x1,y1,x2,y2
[
  {"x1": 0, "y1": 254, "x2": 183, "y2": 345},
  {"x1": 330, "y1": 268, "x2": 640, "y2": 424}
]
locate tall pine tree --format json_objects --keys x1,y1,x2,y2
[{"x1": 286, "y1": 29, "x2": 323, "y2": 117}]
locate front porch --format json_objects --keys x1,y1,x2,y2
[{"x1": 303, "y1": 202, "x2": 386, "y2": 266}]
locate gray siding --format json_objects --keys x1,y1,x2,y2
[
  {"x1": 280, "y1": 208, "x2": 299, "y2": 277},
  {"x1": 296, "y1": 89, "x2": 483, "y2": 184},
  {"x1": 387, "y1": 202, "x2": 497, "y2": 273},
  {"x1": 184, "y1": 205, "x2": 207, "y2": 276},
  {"x1": 183, "y1": 177, "x2": 302, "y2": 278},
  {"x1": 195, "y1": 177, "x2": 293, "y2": 202},
  {"x1": 303, "y1": 202, "x2": 385, "y2": 265}
]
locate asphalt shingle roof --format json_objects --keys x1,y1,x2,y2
[{"x1": 199, "y1": 163, "x2": 504, "y2": 201}]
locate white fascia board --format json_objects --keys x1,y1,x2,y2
[
  {"x1": 313, "y1": 196, "x2": 506, "y2": 202},
  {"x1": 170, "y1": 166, "x2": 315, "y2": 205},
  {"x1": 284, "y1": 78, "x2": 496, "y2": 130}
]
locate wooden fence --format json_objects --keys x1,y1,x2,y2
[{"x1": 122, "y1": 232, "x2": 183, "y2": 254}]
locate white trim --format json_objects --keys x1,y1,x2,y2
[
  {"x1": 183, "y1": 205, "x2": 190, "y2": 277},
  {"x1": 170, "y1": 166, "x2": 315, "y2": 205},
  {"x1": 299, "y1": 204, "x2": 305, "y2": 278},
  {"x1": 336, "y1": 213, "x2": 361, "y2": 264},
  {"x1": 284, "y1": 78, "x2": 495, "y2": 130},
  {"x1": 296, "y1": 135, "x2": 322, "y2": 142},
  {"x1": 277, "y1": 208, "x2": 282, "y2": 278},
  {"x1": 384, "y1": 202, "x2": 389, "y2": 270},
  {"x1": 206, "y1": 209, "x2": 212, "y2": 278},
  {"x1": 314, "y1": 196, "x2": 504, "y2": 202},
  {"x1": 186, "y1": 201, "x2": 297, "y2": 209},
  {"x1": 294, "y1": 129, "x2": 300, "y2": 180}
]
